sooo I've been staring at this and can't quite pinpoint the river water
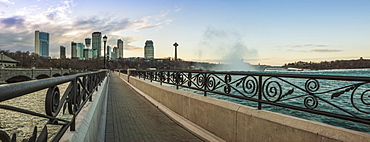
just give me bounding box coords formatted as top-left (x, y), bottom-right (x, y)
top-left (2, 69), bottom-right (369, 141)
top-left (0, 82), bottom-right (71, 141)
top-left (164, 68), bottom-right (370, 133)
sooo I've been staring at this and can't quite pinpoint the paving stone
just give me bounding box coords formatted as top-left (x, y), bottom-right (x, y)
top-left (105, 73), bottom-right (204, 142)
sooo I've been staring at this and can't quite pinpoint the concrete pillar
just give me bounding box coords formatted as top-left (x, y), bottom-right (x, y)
top-left (0, 67), bottom-right (4, 84)
top-left (50, 68), bottom-right (52, 77)
top-left (31, 68), bottom-right (35, 79)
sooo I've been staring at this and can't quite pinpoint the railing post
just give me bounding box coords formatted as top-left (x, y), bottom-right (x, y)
top-left (31, 68), bottom-right (34, 79)
top-left (144, 72), bottom-right (146, 80)
top-left (176, 72), bottom-right (179, 89)
top-left (70, 116), bottom-right (76, 131)
top-left (167, 71), bottom-right (170, 84)
top-left (88, 75), bottom-right (92, 101)
top-left (258, 75), bottom-right (262, 110)
top-left (150, 72), bottom-right (153, 82)
top-left (160, 71), bottom-right (163, 85)
top-left (204, 72), bottom-right (207, 96)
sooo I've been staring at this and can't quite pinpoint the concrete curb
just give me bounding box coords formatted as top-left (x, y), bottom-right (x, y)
top-left (60, 74), bottom-right (109, 142)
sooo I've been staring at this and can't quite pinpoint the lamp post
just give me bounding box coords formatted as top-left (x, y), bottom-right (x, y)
top-left (103, 35), bottom-right (107, 69)
top-left (173, 42), bottom-right (179, 61)
top-left (1, 53), bottom-right (3, 67)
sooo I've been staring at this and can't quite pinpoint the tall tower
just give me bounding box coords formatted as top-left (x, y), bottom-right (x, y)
top-left (113, 47), bottom-right (118, 59)
top-left (60, 46), bottom-right (66, 59)
top-left (144, 40), bottom-right (154, 59)
top-left (92, 32), bottom-right (102, 57)
top-left (71, 42), bottom-right (77, 59)
top-left (34, 30), bottom-right (49, 57)
top-left (117, 39), bottom-right (124, 58)
top-left (76, 43), bottom-right (85, 58)
top-left (107, 46), bottom-right (111, 60)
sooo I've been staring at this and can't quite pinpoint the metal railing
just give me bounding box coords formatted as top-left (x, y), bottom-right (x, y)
top-left (0, 70), bottom-right (107, 142)
top-left (129, 70), bottom-right (370, 127)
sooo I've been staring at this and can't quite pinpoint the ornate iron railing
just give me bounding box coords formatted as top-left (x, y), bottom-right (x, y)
top-left (0, 70), bottom-right (107, 142)
top-left (129, 70), bottom-right (370, 127)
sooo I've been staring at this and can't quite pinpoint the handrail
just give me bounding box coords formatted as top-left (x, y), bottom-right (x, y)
top-left (129, 70), bottom-right (370, 132)
top-left (0, 71), bottom-right (97, 102)
top-left (0, 70), bottom-right (108, 142)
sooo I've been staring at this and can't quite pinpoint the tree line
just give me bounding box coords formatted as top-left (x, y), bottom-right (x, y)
top-left (0, 50), bottom-right (216, 70)
top-left (283, 57), bottom-right (370, 70)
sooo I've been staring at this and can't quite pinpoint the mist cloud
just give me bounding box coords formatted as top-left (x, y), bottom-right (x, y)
top-left (199, 26), bottom-right (258, 70)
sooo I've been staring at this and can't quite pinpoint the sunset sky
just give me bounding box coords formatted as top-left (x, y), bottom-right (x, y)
top-left (0, 0), bottom-right (369, 66)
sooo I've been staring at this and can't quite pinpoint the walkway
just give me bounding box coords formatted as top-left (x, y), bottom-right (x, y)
top-left (105, 73), bottom-right (203, 142)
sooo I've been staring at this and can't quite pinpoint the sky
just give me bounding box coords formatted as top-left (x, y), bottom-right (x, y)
top-left (0, 0), bottom-right (369, 66)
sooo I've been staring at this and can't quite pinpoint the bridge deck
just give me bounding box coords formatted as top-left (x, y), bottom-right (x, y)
top-left (105, 73), bottom-right (203, 142)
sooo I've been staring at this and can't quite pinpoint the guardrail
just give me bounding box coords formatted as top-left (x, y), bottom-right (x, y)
top-left (0, 70), bottom-right (107, 142)
top-left (129, 70), bottom-right (370, 128)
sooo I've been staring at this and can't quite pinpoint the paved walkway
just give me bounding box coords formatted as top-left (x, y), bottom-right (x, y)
top-left (105, 73), bottom-right (203, 142)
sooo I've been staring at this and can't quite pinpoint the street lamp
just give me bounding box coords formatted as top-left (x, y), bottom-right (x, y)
top-left (173, 42), bottom-right (179, 61)
top-left (103, 35), bottom-right (107, 69)
top-left (1, 53), bottom-right (3, 67)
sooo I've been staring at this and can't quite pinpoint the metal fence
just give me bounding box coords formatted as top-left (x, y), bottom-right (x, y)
top-left (129, 70), bottom-right (370, 127)
top-left (0, 70), bottom-right (107, 142)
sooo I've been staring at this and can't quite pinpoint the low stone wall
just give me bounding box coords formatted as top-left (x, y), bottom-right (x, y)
top-left (121, 73), bottom-right (370, 142)
top-left (60, 73), bottom-right (109, 142)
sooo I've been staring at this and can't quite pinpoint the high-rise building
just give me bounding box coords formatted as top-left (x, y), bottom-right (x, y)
top-left (71, 42), bottom-right (77, 59)
top-left (84, 48), bottom-right (93, 59)
top-left (117, 39), bottom-right (124, 58)
top-left (77, 43), bottom-right (85, 58)
top-left (111, 51), bottom-right (116, 60)
top-left (85, 38), bottom-right (91, 47)
top-left (92, 32), bottom-right (102, 57)
top-left (113, 47), bottom-right (118, 59)
top-left (107, 46), bottom-right (111, 60)
top-left (34, 30), bottom-right (49, 57)
top-left (144, 40), bottom-right (154, 59)
top-left (71, 42), bottom-right (85, 59)
top-left (92, 50), bottom-right (97, 58)
top-left (60, 46), bottom-right (66, 59)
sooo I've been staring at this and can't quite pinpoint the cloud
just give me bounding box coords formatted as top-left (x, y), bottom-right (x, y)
top-left (287, 49), bottom-right (307, 52)
top-left (134, 16), bottom-right (173, 31)
top-left (121, 36), bottom-right (142, 51)
top-left (288, 44), bottom-right (328, 48)
top-left (137, 23), bottom-right (161, 30)
top-left (0, 0), bottom-right (174, 58)
top-left (286, 44), bottom-right (336, 53)
top-left (0, 0), bottom-right (14, 5)
top-left (174, 6), bottom-right (181, 12)
top-left (310, 49), bottom-right (342, 52)
top-left (15, 5), bottom-right (40, 16)
top-left (125, 45), bottom-right (142, 51)
top-left (0, 16), bottom-right (25, 28)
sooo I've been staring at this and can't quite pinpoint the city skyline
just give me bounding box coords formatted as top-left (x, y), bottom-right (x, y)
top-left (0, 0), bottom-right (369, 66)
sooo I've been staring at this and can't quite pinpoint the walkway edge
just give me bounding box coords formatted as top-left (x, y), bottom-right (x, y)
top-left (118, 75), bottom-right (225, 142)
